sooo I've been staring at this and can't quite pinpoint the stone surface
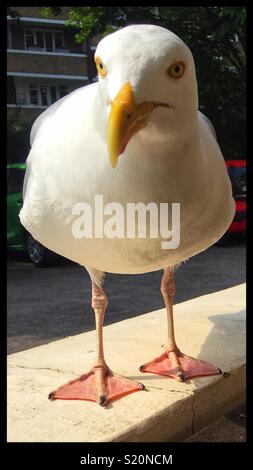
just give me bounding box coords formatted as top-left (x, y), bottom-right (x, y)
top-left (7, 283), bottom-right (246, 442)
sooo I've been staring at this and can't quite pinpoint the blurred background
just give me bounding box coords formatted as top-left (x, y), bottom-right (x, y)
top-left (7, 6), bottom-right (246, 163)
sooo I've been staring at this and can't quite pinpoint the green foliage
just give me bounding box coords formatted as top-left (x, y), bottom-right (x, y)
top-left (64, 7), bottom-right (156, 43)
top-left (157, 7), bottom-right (246, 158)
top-left (36, 6), bottom-right (247, 158)
top-left (39, 7), bottom-right (61, 18)
top-left (7, 113), bottom-right (33, 163)
top-left (40, 7), bottom-right (157, 42)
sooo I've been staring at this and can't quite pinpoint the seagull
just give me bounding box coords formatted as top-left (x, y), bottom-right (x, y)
top-left (20, 24), bottom-right (235, 406)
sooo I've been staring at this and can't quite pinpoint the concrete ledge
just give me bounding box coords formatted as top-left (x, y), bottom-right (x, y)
top-left (7, 284), bottom-right (246, 442)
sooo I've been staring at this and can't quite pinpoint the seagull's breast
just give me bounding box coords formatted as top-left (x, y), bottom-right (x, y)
top-left (20, 86), bottom-right (235, 274)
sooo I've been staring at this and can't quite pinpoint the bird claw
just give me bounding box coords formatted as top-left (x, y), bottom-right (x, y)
top-left (98, 395), bottom-right (107, 406)
top-left (177, 372), bottom-right (185, 382)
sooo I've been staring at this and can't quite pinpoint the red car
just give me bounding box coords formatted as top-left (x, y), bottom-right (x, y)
top-left (216, 159), bottom-right (246, 246)
top-left (226, 159), bottom-right (246, 234)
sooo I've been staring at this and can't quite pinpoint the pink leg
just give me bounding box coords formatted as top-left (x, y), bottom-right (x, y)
top-left (49, 283), bottom-right (144, 406)
top-left (139, 267), bottom-right (221, 381)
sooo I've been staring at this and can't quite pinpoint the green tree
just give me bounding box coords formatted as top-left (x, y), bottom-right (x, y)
top-left (157, 7), bottom-right (245, 158)
top-left (41, 6), bottom-right (246, 158)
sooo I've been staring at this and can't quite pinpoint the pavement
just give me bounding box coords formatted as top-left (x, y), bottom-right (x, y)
top-left (7, 284), bottom-right (246, 442)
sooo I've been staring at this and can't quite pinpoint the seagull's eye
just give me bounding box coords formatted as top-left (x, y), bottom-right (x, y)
top-left (95, 56), bottom-right (107, 77)
top-left (167, 61), bottom-right (185, 79)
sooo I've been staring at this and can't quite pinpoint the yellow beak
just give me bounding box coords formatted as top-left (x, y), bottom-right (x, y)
top-left (108, 82), bottom-right (160, 168)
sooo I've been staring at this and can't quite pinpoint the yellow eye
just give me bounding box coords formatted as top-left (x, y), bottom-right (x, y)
top-left (95, 56), bottom-right (107, 77)
top-left (167, 61), bottom-right (185, 79)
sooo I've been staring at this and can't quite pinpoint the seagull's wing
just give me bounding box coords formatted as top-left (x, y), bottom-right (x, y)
top-left (198, 111), bottom-right (217, 140)
top-left (30, 95), bottom-right (67, 147)
top-left (23, 95), bottom-right (71, 201)
top-left (23, 83), bottom-right (98, 202)
top-left (30, 83), bottom-right (98, 146)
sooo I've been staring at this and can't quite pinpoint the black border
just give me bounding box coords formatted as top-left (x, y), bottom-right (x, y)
top-left (3, 1), bottom-right (250, 464)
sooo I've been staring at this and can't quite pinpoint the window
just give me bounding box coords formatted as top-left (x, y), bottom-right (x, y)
top-left (59, 86), bottom-right (68, 98)
top-left (40, 85), bottom-right (48, 106)
top-left (28, 83), bottom-right (69, 106)
top-left (54, 32), bottom-right (64, 50)
top-left (36, 31), bottom-right (44, 49)
top-left (45, 32), bottom-right (53, 52)
top-left (24, 29), bottom-right (65, 52)
top-left (25, 29), bottom-right (35, 49)
top-left (50, 86), bottom-right (57, 104)
top-left (29, 84), bottom-right (38, 105)
top-left (17, 92), bottom-right (26, 105)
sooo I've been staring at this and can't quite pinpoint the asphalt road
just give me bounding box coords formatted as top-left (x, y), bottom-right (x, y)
top-left (7, 236), bottom-right (246, 355)
top-left (185, 405), bottom-right (246, 442)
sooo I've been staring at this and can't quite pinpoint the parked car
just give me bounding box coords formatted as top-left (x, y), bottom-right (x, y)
top-left (217, 159), bottom-right (246, 245)
top-left (7, 163), bottom-right (58, 266)
top-left (226, 159), bottom-right (246, 232)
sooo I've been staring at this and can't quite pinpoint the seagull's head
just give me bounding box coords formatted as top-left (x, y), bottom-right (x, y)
top-left (95, 24), bottom-right (198, 168)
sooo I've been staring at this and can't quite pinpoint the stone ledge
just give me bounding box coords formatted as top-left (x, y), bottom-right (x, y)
top-left (7, 283), bottom-right (246, 442)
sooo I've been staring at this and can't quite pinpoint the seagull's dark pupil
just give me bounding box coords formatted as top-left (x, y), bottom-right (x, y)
top-left (100, 63), bottom-right (104, 69)
top-left (175, 65), bottom-right (180, 73)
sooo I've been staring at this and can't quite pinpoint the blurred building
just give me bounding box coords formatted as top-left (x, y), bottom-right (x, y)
top-left (7, 7), bottom-right (100, 121)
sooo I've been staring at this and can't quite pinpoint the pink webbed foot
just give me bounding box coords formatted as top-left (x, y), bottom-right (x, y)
top-left (139, 349), bottom-right (221, 382)
top-left (49, 364), bottom-right (144, 406)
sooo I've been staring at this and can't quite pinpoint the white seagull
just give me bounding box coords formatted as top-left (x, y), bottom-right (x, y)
top-left (20, 24), bottom-right (235, 406)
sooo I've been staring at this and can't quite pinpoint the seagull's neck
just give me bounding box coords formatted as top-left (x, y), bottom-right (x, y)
top-left (134, 117), bottom-right (201, 165)
top-left (111, 121), bottom-right (205, 206)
